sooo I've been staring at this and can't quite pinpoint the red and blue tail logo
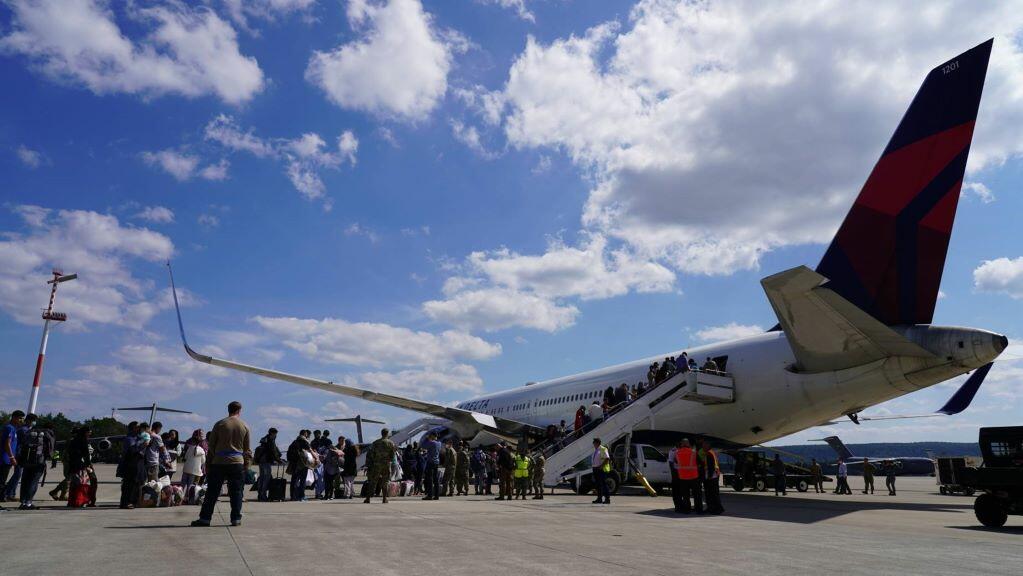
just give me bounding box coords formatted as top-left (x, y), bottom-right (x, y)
top-left (817, 39), bottom-right (992, 326)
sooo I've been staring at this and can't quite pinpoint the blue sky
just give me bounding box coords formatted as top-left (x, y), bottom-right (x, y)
top-left (1, 0), bottom-right (1022, 445)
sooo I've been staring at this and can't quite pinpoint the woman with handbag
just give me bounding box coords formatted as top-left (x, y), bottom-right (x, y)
top-left (66, 426), bottom-right (94, 508)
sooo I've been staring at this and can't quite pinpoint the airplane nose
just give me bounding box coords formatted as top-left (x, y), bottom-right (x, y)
top-left (995, 334), bottom-right (1008, 354)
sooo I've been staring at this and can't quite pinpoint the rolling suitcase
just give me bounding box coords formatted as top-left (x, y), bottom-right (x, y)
top-left (386, 481), bottom-right (400, 498)
top-left (269, 465), bottom-right (287, 502)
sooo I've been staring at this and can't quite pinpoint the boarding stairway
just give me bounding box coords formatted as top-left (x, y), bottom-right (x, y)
top-left (537, 369), bottom-right (735, 487)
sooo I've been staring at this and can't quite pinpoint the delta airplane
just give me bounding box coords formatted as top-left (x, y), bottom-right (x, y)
top-left (171, 40), bottom-right (1007, 454)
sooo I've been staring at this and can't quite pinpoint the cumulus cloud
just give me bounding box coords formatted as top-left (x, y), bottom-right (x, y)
top-left (305, 0), bottom-right (464, 120)
top-left (424, 234), bottom-right (673, 332)
top-left (343, 222), bottom-right (379, 243)
top-left (141, 149), bottom-right (228, 182)
top-left (53, 343), bottom-right (230, 414)
top-left (203, 115), bottom-right (357, 204)
top-left (974, 257), bottom-right (1023, 299)
top-left (134, 205), bottom-right (175, 224)
top-left (15, 145), bottom-right (44, 168)
top-left (695, 322), bottom-right (765, 343)
top-left (451, 120), bottom-right (497, 159)
top-left (0, 0), bottom-right (264, 104)
top-left (423, 287), bottom-right (578, 332)
top-left (0, 206), bottom-right (175, 329)
top-left (490, 1), bottom-right (1023, 275)
top-left (251, 316), bottom-right (501, 368)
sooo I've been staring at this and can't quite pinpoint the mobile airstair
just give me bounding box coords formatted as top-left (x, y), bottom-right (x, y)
top-left (538, 369), bottom-right (735, 487)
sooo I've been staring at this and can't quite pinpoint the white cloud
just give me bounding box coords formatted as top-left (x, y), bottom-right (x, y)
top-left (203, 114), bottom-right (356, 204)
top-left (451, 120), bottom-right (497, 159)
top-left (0, 206), bottom-right (175, 329)
top-left (400, 225), bottom-right (430, 237)
top-left (695, 322), bottom-right (765, 343)
top-left (251, 315), bottom-right (501, 368)
top-left (344, 222), bottom-right (379, 243)
top-left (962, 181), bottom-right (995, 203)
top-left (55, 343), bottom-right (230, 405)
top-left (15, 145), bottom-right (44, 168)
top-left (0, 0), bottom-right (264, 104)
top-left (134, 205), bottom-right (175, 224)
top-left (491, 1), bottom-right (1023, 275)
top-left (423, 287), bottom-right (578, 332)
top-left (974, 257), bottom-right (1023, 299)
top-left (305, 0), bottom-right (463, 120)
top-left (423, 234), bottom-right (673, 332)
top-left (141, 149), bottom-right (227, 182)
top-left (475, 0), bottom-right (534, 23)
top-left (197, 213), bottom-right (220, 228)
top-left (222, 0), bottom-right (318, 32)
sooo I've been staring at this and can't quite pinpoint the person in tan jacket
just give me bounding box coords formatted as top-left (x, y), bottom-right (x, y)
top-left (191, 401), bottom-right (251, 527)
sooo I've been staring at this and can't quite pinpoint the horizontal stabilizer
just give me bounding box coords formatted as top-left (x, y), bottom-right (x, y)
top-left (762, 266), bottom-right (936, 372)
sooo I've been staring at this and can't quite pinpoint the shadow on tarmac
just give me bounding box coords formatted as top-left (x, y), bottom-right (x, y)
top-left (946, 525), bottom-right (1023, 534)
top-left (635, 492), bottom-right (973, 524)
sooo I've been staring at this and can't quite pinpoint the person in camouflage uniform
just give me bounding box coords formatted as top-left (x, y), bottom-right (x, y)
top-left (442, 439), bottom-right (457, 497)
top-left (531, 452), bottom-right (546, 500)
top-left (363, 428), bottom-right (397, 504)
top-left (454, 442), bottom-right (470, 496)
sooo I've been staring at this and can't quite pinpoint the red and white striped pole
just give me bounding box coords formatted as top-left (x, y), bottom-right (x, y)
top-left (27, 269), bottom-right (74, 415)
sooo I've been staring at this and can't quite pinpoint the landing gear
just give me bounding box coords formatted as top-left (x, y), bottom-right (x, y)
top-left (796, 480), bottom-right (809, 493)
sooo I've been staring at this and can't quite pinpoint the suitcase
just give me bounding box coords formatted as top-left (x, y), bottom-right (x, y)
top-left (268, 464), bottom-right (288, 501)
top-left (68, 483), bottom-right (90, 508)
top-left (185, 484), bottom-right (200, 505)
top-left (139, 485), bottom-right (159, 508)
top-left (335, 483), bottom-right (349, 499)
top-left (401, 480), bottom-right (414, 496)
top-left (386, 481), bottom-right (400, 498)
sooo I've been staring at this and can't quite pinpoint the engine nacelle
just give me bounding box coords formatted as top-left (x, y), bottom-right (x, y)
top-left (895, 325), bottom-right (1007, 368)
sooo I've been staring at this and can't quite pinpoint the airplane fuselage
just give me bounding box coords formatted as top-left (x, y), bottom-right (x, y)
top-left (454, 325), bottom-right (1005, 448)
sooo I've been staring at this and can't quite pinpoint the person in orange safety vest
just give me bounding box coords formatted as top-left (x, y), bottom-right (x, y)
top-left (674, 438), bottom-right (702, 513)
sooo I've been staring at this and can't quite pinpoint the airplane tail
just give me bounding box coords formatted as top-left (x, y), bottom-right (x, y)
top-left (816, 39), bottom-right (992, 326)
top-left (823, 436), bottom-right (855, 461)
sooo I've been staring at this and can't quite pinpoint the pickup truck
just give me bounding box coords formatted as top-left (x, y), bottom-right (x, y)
top-left (566, 442), bottom-right (673, 495)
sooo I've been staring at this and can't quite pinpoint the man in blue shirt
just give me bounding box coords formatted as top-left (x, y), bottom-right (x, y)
top-left (1, 410), bottom-right (24, 511)
top-left (420, 432), bottom-right (441, 501)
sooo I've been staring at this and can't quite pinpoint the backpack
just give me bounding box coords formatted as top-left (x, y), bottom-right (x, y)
top-left (18, 428), bottom-right (47, 466)
top-left (254, 443), bottom-right (266, 464)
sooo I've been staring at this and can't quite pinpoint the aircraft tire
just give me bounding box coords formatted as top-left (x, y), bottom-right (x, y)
top-left (755, 478), bottom-right (767, 492)
top-left (974, 494), bottom-right (1007, 528)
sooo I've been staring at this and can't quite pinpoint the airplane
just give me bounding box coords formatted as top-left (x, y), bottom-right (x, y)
top-left (813, 436), bottom-right (935, 476)
top-left (323, 415), bottom-right (386, 445)
top-left (114, 403), bottom-right (194, 428)
top-left (169, 40), bottom-right (1008, 467)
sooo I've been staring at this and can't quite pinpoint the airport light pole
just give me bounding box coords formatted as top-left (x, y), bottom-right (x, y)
top-left (28, 269), bottom-right (76, 415)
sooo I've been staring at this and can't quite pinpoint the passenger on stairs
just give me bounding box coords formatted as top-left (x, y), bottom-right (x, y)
top-left (587, 401), bottom-right (603, 430)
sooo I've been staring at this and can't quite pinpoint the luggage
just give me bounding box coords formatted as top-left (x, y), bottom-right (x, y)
top-left (139, 484), bottom-right (160, 508)
top-left (268, 464), bottom-right (287, 502)
top-left (160, 485), bottom-right (184, 507)
top-left (68, 483), bottom-right (90, 508)
top-left (185, 484), bottom-right (201, 505)
top-left (400, 480), bottom-right (414, 496)
top-left (335, 483), bottom-right (349, 499)
top-left (245, 468), bottom-right (257, 485)
top-left (386, 481), bottom-right (400, 498)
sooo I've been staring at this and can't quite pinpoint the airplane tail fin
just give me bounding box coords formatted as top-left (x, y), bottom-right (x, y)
top-left (817, 39), bottom-right (992, 326)
top-left (823, 436), bottom-right (855, 461)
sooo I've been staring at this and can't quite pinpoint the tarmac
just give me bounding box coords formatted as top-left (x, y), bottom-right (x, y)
top-left (3, 464), bottom-right (1020, 576)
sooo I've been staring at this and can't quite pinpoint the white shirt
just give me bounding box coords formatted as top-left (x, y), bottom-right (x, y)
top-left (587, 403), bottom-right (603, 420)
top-left (591, 445), bottom-right (609, 469)
top-left (183, 444), bottom-right (206, 476)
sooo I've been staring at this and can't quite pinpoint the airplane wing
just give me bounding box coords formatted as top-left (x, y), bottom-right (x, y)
top-left (167, 263), bottom-right (538, 443)
top-left (115, 407), bottom-right (194, 414)
top-left (762, 266), bottom-right (936, 373)
top-left (820, 362), bottom-right (992, 424)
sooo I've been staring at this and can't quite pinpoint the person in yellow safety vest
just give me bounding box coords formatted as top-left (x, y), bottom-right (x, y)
top-left (674, 438), bottom-right (702, 514)
top-left (513, 448), bottom-right (531, 500)
top-left (590, 437), bottom-right (612, 505)
top-left (701, 440), bottom-right (724, 514)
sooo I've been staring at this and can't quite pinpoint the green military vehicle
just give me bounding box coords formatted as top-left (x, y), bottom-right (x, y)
top-left (960, 426), bottom-right (1023, 528)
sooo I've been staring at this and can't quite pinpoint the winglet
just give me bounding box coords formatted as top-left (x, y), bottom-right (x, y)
top-left (166, 262), bottom-right (213, 364)
top-left (937, 362), bottom-right (992, 415)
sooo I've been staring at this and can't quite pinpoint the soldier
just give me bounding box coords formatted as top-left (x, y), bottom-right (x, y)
top-left (454, 442), bottom-right (470, 496)
top-left (363, 428), bottom-right (397, 504)
top-left (531, 452), bottom-right (546, 500)
top-left (442, 439), bottom-right (457, 497)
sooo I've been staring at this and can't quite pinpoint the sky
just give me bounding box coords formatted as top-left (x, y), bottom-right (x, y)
top-left (1, 0), bottom-right (1022, 447)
